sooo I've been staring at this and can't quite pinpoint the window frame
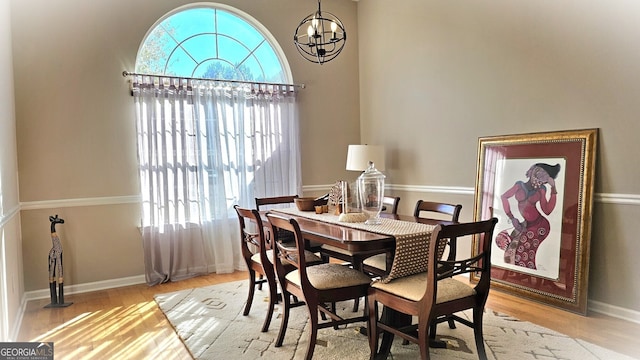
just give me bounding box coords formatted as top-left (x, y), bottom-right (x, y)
top-left (135, 2), bottom-right (293, 84)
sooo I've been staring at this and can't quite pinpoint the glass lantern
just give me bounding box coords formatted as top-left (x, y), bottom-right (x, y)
top-left (357, 161), bottom-right (386, 225)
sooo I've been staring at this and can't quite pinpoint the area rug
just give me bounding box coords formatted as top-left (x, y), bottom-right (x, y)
top-left (155, 280), bottom-right (636, 360)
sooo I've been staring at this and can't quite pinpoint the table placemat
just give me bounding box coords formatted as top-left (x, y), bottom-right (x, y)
top-left (271, 207), bottom-right (437, 282)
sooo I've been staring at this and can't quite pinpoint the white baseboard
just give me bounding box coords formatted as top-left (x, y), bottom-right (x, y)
top-left (588, 299), bottom-right (640, 324)
top-left (23, 274), bottom-right (147, 302)
top-left (9, 302), bottom-right (24, 342)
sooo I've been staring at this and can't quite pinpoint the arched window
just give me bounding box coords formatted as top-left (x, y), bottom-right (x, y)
top-left (135, 4), bottom-right (291, 84)
top-left (130, 4), bottom-right (301, 284)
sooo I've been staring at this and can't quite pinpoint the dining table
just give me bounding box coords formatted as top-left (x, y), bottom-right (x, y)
top-left (261, 208), bottom-right (453, 252)
top-left (260, 207), bottom-right (456, 358)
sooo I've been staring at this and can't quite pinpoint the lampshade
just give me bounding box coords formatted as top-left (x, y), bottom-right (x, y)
top-left (293, 0), bottom-right (346, 65)
top-left (346, 145), bottom-right (385, 172)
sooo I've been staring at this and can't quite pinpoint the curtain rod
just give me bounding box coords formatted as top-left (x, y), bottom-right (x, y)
top-left (122, 71), bottom-right (305, 89)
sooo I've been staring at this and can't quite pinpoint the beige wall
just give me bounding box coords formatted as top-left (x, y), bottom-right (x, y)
top-left (1, 0), bottom-right (23, 341)
top-left (20, 205), bottom-right (144, 288)
top-left (358, 0), bottom-right (640, 312)
top-left (10, 0), bottom-right (360, 293)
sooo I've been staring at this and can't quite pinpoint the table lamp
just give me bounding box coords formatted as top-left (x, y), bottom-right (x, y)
top-left (346, 145), bottom-right (385, 172)
top-left (345, 145), bottom-right (386, 224)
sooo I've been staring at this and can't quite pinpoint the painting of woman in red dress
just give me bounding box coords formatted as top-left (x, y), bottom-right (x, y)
top-left (495, 162), bottom-right (561, 270)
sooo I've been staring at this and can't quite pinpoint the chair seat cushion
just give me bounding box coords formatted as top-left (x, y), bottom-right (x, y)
top-left (251, 250), bottom-right (275, 265)
top-left (371, 272), bottom-right (475, 302)
top-left (285, 263), bottom-right (371, 290)
top-left (363, 253), bottom-right (387, 271)
top-left (320, 244), bottom-right (355, 256)
top-left (252, 249), bottom-right (321, 265)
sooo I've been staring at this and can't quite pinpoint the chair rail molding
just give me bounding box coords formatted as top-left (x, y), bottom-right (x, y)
top-left (20, 195), bottom-right (141, 210)
top-left (386, 184), bottom-right (475, 195)
top-left (13, 190), bottom-right (640, 211)
top-left (304, 184), bottom-right (640, 205)
top-left (595, 192), bottom-right (640, 205)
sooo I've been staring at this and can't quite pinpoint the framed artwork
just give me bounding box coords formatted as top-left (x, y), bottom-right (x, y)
top-left (472, 128), bottom-right (598, 315)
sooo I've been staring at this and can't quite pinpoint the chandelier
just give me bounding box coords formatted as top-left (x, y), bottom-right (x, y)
top-left (293, 0), bottom-right (346, 65)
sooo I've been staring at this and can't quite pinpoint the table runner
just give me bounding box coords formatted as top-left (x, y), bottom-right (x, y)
top-left (271, 207), bottom-right (437, 283)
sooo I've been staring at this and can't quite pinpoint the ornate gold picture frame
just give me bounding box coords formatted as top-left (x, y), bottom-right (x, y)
top-left (472, 128), bottom-right (598, 315)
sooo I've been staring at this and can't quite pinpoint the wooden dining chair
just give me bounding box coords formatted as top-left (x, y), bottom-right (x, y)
top-left (413, 199), bottom-right (463, 274)
top-left (235, 205), bottom-right (323, 332)
top-left (256, 195), bottom-right (326, 256)
top-left (367, 218), bottom-right (498, 360)
top-left (413, 199), bottom-right (462, 222)
top-left (255, 195), bottom-right (299, 211)
top-left (256, 195), bottom-right (299, 243)
top-left (320, 195), bottom-right (401, 310)
top-left (380, 196), bottom-right (401, 214)
top-left (234, 205), bottom-right (278, 332)
top-left (362, 200), bottom-right (462, 277)
top-left (267, 212), bottom-right (372, 360)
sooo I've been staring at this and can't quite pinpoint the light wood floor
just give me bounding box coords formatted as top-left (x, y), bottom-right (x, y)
top-left (18, 271), bottom-right (640, 360)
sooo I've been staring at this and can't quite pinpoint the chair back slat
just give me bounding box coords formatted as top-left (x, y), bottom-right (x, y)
top-left (381, 196), bottom-right (401, 214)
top-left (266, 212), bottom-right (308, 278)
top-left (255, 195), bottom-right (299, 210)
top-left (413, 200), bottom-right (462, 221)
top-left (412, 200), bottom-right (462, 264)
top-left (234, 205), bottom-right (270, 263)
top-left (426, 218), bottom-right (498, 302)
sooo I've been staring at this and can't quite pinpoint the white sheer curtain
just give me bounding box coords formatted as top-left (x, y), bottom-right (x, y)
top-left (132, 75), bottom-right (301, 285)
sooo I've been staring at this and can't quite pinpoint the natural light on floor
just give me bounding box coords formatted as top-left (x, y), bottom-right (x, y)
top-left (26, 300), bottom-right (187, 359)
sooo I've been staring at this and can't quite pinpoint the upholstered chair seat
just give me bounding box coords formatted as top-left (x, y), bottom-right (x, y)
top-left (251, 249), bottom-right (321, 266)
top-left (285, 263), bottom-right (372, 290)
top-left (318, 245), bottom-right (351, 257)
top-left (362, 253), bottom-right (387, 273)
top-left (371, 272), bottom-right (476, 302)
